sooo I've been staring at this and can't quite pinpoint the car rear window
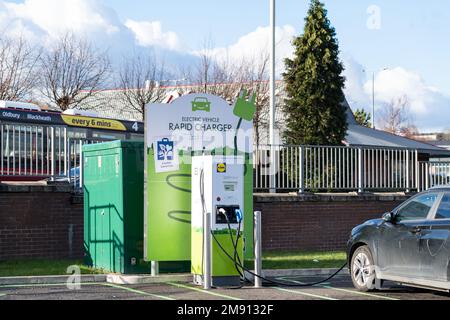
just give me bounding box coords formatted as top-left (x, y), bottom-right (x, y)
top-left (435, 194), bottom-right (450, 219)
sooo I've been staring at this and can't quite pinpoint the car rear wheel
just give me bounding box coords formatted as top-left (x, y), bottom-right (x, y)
top-left (351, 245), bottom-right (377, 292)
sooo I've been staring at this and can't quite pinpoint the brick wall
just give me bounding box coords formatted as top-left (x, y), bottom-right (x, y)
top-left (0, 184), bottom-right (83, 260)
top-left (0, 184), bottom-right (410, 260)
top-left (254, 193), bottom-right (409, 252)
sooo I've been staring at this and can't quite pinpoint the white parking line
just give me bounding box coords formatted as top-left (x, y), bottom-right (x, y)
top-left (275, 287), bottom-right (339, 300)
top-left (166, 282), bottom-right (242, 300)
top-left (103, 283), bottom-right (175, 301)
top-left (0, 283), bottom-right (104, 288)
top-left (276, 277), bottom-right (399, 301)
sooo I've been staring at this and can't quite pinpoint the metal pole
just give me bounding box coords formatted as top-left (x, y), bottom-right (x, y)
top-left (50, 127), bottom-right (55, 181)
top-left (254, 211), bottom-right (263, 288)
top-left (79, 141), bottom-right (83, 191)
top-left (269, 0), bottom-right (277, 193)
top-left (151, 261), bottom-right (159, 277)
top-left (204, 212), bottom-right (212, 290)
top-left (358, 147), bottom-right (364, 193)
top-left (372, 72), bottom-right (375, 129)
top-left (405, 150), bottom-right (410, 193)
top-left (299, 146), bottom-right (305, 194)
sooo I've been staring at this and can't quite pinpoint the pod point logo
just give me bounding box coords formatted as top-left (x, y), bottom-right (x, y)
top-left (157, 138), bottom-right (174, 161)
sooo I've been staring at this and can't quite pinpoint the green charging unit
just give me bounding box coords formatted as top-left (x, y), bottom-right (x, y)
top-left (83, 140), bottom-right (146, 274)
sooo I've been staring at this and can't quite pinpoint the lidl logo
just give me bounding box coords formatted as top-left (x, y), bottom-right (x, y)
top-left (217, 163), bottom-right (227, 173)
top-left (192, 97), bottom-right (211, 112)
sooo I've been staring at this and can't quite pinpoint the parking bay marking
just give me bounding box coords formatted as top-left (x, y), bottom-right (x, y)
top-left (102, 283), bottom-right (175, 300)
top-left (0, 283), bottom-right (105, 288)
top-left (275, 287), bottom-right (338, 300)
top-left (166, 282), bottom-right (242, 300)
top-left (276, 277), bottom-right (399, 301)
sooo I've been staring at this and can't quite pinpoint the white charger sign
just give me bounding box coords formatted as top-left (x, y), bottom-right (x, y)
top-left (146, 94), bottom-right (253, 173)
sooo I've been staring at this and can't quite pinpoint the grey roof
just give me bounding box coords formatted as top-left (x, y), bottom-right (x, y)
top-left (74, 84), bottom-right (450, 156)
top-left (341, 97), bottom-right (450, 156)
top-left (344, 124), bottom-right (450, 156)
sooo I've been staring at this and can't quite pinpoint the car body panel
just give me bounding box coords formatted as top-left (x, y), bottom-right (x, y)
top-left (347, 189), bottom-right (450, 291)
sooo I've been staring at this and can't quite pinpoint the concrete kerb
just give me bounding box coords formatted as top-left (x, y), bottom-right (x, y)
top-left (0, 269), bottom-right (349, 286)
top-left (106, 273), bottom-right (192, 285)
top-left (244, 268), bottom-right (349, 281)
top-left (0, 275), bottom-right (107, 286)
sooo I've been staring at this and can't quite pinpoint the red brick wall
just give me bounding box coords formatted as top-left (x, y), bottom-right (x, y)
top-left (0, 185), bottom-right (410, 260)
top-left (254, 194), bottom-right (409, 252)
top-left (0, 185), bottom-right (83, 261)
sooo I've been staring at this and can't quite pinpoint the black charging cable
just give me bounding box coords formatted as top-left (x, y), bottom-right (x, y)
top-left (211, 231), bottom-right (348, 287)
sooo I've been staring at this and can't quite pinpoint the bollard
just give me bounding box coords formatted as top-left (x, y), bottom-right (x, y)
top-left (151, 261), bottom-right (159, 277)
top-left (204, 212), bottom-right (212, 290)
top-left (254, 211), bottom-right (262, 288)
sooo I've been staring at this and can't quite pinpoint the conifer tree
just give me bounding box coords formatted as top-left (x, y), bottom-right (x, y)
top-left (283, 0), bottom-right (348, 145)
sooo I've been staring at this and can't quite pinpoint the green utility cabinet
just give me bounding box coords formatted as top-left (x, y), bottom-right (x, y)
top-left (83, 141), bottom-right (145, 274)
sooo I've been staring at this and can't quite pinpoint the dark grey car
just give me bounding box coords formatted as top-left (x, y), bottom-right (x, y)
top-left (347, 187), bottom-right (450, 292)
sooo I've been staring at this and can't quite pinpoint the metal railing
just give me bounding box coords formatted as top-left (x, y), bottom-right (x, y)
top-left (418, 161), bottom-right (450, 192)
top-left (1, 123), bottom-right (68, 178)
top-left (3, 127), bottom-right (450, 194)
top-left (254, 145), bottom-right (420, 193)
top-left (1, 122), bottom-right (105, 190)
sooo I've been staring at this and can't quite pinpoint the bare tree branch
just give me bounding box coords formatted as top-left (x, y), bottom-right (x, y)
top-left (117, 53), bottom-right (166, 119)
top-left (0, 35), bottom-right (41, 101)
top-left (39, 33), bottom-right (111, 111)
top-left (378, 95), bottom-right (418, 136)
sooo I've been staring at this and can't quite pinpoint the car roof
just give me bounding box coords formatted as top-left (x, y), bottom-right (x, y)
top-left (428, 185), bottom-right (450, 191)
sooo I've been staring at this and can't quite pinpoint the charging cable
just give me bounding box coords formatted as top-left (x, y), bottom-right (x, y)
top-left (214, 210), bottom-right (348, 288)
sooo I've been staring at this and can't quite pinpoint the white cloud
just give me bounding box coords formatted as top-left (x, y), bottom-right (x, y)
top-left (194, 25), bottom-right (296, 73)
top-left (343, 62), bottom-right (450, 132)
top-left (2, 0), bottom-right (120, 38)
top-left (365, 67), bottom-right (438, 115)
top-left (342, 56), bottom-right (371, 109)
top-left (0, 0), bottom-right (182, 53)
top-left (125, 19), bottom-right (182, 51)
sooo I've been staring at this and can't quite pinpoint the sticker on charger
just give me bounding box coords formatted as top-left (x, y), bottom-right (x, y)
top-left (217, 163), bottom-right (227, 173)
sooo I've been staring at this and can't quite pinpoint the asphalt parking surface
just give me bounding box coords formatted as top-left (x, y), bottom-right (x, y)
top-left (0, 275), bottom-right (449, 300)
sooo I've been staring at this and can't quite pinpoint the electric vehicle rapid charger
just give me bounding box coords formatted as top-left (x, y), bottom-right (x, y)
top-left (191, 155), bottom-right (245, 287)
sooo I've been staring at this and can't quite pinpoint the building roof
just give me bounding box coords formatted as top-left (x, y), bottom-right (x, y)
top-left (75, 83), bottom-right (450, 156)
top-left (342, 100), bottom-right (450, 156)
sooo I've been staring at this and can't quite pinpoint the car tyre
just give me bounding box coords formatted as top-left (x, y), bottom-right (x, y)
top-left (351, 245), bottom-right (377, 292)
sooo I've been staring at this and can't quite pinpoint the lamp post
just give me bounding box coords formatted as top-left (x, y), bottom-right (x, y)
top-left (269, 0), bottom-right (276, 193)
top-left (363, 67), bottom-right (388, 130)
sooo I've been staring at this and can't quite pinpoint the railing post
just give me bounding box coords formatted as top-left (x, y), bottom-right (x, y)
top-left (270, 145), bottom-right (276, 193)
top-left (415, 150), bottom-right (419, 191)
top-left (50, 127), bottom-right (55, 181)
top-left (79, 141), bottom-right (83, 191)
top-left (64, 127), bottom-right (68, 180)
top-left (254, 211), bottom-right (262, 288)
top-left (299, 146), bottom-right (305, 194)
top-left (405, 150), bottom-right (410, 193)
top-left (358, 147), bottom-right (364, 193)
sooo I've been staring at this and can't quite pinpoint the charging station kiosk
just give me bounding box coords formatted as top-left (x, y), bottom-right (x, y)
top-left (191, 155), bottom-right (245, 287)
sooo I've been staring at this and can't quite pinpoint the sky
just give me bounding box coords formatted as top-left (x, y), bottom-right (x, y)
top-left (1, 0), bottom-right (450, 132)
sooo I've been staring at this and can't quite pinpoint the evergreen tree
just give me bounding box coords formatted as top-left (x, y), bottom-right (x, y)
top-left (354, 109), bottom-right (372, 127)
top-left (283, 0), bottom-right (348, 145)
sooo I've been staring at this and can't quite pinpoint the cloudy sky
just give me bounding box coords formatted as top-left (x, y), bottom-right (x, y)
top-left (1, 0), bottom-right (450, 132)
